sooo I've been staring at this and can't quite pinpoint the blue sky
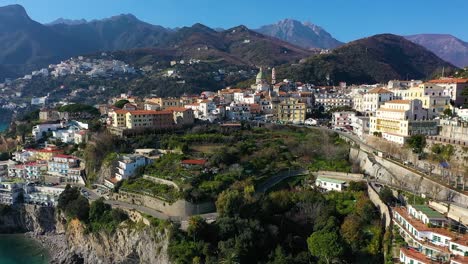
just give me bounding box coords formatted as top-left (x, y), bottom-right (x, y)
top-left (2, 0), bottom-right (468, 42)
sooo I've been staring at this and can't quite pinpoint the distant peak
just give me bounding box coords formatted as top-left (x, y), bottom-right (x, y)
top-left (48, 18), bottom-right (87, 26)
top-left (0, 4), bottom-right (30, 19)
top-left (103, 13), bottom-right (139, 22)
top-left (229, 25), bottom-right (249, 32)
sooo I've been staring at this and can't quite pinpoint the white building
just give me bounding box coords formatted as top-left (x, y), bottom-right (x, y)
top-left (351, 116), bottom-right (370, 139)
top-left (315, 177), bottom-right (345, 192)
top-left (115, 155), bottom-right (150, 181)
top-left (32, 123), bottom-right (63, 141)
top-left (332, 111), bottom-right (356, 128)
top-left (361, 87), bottom-right (394, 115)
top-left (47, 155), bottom-right (82, 183)
top-left (23, 185), bottom-right (65, 206)
top-left (0, 181), bottom-right (23, 205)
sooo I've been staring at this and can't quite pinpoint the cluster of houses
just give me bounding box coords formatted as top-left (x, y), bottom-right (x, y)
top-left (48, 56), bottom-right (136, 78)
top-left (2, 145), bottom-right (84, 184)
top-left (101, 68), bottom-right (313, 136)
top-left (394, 204), bottom-right (468, 264)
top-left (330, 78), bottom-right (468, 145)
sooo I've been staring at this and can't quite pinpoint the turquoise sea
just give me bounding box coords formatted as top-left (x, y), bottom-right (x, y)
top-left (0, 234), bottom-right (49, 264)
top-left (0, 122), bottom-right (7, 132)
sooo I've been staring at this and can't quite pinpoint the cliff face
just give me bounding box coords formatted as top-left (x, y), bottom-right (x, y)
top-left (0, 205), bottom-right (171, 264)
top-left (53, 219), bottom-right (171, 264)
top-left (0, 205), bottom-right (56, 234)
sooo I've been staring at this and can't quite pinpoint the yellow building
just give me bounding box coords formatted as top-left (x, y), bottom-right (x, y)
top-left (110, 110), bottom-right (174, 129)
top-left (369, 100), bottom-right (438, 144)
top-left (393, 83), bottom-right (451, 118)
top-left (276, 98), bottom-right (306, 124)
top-left (145, 97), bottom-right (183, 109)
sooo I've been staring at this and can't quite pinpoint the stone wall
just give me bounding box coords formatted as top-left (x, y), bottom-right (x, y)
top-left (367, 183), bottom-right (392, 228)
top-left (113, 191), bottom-right (215, 219)
top-left (350, 147), bottom-right (468, 205)
top-left (143, 175), bottom-right (180, 190)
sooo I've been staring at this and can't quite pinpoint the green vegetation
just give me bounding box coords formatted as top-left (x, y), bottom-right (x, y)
top-left (430, 143), bottom-right (454, 161)
top-left (57, 185), bottom-right (90, 221)
top-left (88, 198), bottom-right (128, 233)
top-left (120, 178), bottom-right (180, 202)
top-left (406, 134), bottom-right (426, 154)
top-left (168, 186), bottom-right (383, 264)
top-left (136, 126), bottom-right (350, 203)
top-left (114, 99), bottom-right (130, 109)
top-left (57, 186), bottom-right (129, 233)
top-left (58, 103), bottom-right (99, 115)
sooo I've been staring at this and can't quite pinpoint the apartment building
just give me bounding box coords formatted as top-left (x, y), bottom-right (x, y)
top-left (110, 110), bottom-right (175, 130)
top-left (332, 111), bottom-right (356, 128)
top-left (369, 100), bottom-right (438, 144)
top-left (428, 78), bottom-right (468, 107)
top-left (165, 107), bottom-right (195, 126)
top-left (361, 87), bottom-right (394, 114)
top-left (47, 155), bottom-right (82, 183)
top-left (393, 83), bottom-right (451, 118)
top-left (276, 98), bottom-right (306, 124)
top-left (394, 206), bottom-right (468, 263)
top-left (145, 97), bottom-right (183, 109)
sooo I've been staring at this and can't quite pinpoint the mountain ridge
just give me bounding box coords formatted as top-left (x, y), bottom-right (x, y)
top-left (405, 34), bottom-right (468, 68)
top-left (282, 34), bottom-right (456, 85)
top-left (255, 19), bottom-right (343, 49)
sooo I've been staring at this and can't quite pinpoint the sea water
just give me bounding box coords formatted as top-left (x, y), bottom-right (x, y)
top-left (0, 234), bottom-right (49, 264)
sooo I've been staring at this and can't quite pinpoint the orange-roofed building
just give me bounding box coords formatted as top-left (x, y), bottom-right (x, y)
top-left (428, 78), bottom-right (468, 106)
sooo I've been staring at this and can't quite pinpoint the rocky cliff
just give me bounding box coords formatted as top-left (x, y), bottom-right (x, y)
top-left (51, 219), bottom-right (171, 264)
top-left (0, 205), bottom-right (171, 264)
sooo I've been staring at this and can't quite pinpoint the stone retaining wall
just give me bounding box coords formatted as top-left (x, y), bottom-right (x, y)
top-left (350, 147), bottom-right (468, 205)
top-left (112, 191), bottom-right (215, 219)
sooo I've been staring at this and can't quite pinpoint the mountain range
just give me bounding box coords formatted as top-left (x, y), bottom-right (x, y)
top-left (0, 4), bottom-right (465, 83)
top-left (0, 5), bottom-right (312, 80)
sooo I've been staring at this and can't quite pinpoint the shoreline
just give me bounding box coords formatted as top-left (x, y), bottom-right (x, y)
top-left (26, 231), bottom-right (69, 264)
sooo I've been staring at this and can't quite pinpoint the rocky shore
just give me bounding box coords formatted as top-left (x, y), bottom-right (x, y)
top-left (0, 204), bottom-right (171, 264)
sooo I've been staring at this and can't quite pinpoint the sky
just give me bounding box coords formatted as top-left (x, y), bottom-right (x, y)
top-left (2, 0), bottom-right (468, 42)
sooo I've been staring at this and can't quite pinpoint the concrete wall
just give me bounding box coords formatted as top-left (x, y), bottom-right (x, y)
top-left (112, 191), bottom-right (215, 219)
top-left (350, 147), bottom-right (468, 205)
top-left (429, 201), bottom-right (468, 226)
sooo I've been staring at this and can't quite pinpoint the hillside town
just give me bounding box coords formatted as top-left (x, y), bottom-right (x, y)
top-left (0, 63), bottom-right (467, 263)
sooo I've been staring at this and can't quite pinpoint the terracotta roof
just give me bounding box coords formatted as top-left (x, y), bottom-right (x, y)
top-left (368, 87), bottom-right (392, 94)
top-left (394, 207), bottom-right (468, 245)
top-left (428, 78), bottom-right (468, 84)
top-left (400, 248), bottom-right (430, 263)
top-left (451, 255), bottom-right (468, 264)
top-left (181, 159), bottom-right (207, 165)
